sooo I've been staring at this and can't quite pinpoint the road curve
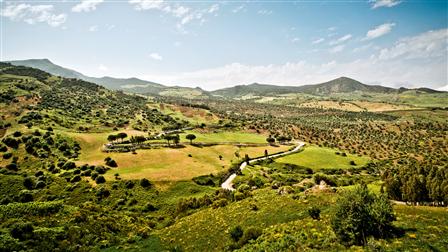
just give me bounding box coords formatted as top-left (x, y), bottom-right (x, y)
top-left (221, 141), bottom-right (305, 191)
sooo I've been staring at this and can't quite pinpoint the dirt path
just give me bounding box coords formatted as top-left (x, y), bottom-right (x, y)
top-left (221, 141), bottom-right (305, 191)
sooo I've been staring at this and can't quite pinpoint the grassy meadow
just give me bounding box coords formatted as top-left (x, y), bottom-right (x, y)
top-left (276, 145), bottom-right (370, 170)
top-left (64, 130), bottom-right (287, 181)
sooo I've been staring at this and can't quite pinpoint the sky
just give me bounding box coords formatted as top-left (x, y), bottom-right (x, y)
top-left (1, 0), bottom-right (447, 91)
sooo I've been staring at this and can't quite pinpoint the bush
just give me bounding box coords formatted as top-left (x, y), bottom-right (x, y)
top-left (238, 227), bottom-right (262, 247)
top-left (230, 225), bottom-right (244, 242)
top-left (23, 177), bottom-right (34, 190)
top-left (18, 190), bottom-right (33, 203)
top-left (35, 181), bottom-right (46, 189)
top-left (308, 206), bottom-right (321, 220)
top-left (2, 152), bottom-right (12, 159)
top-left (313, 173), bottom-right (336, 187)
top-left (125, 180), bottom-right (135, 189)
top-left (10, 222), bottom-right (33, 240)
top-left (95, 165), bottom-right (107, 174)
top-left (95, 175), bottom-right (106, 184)
top-left (331, 184), bottom-right (395, 246)
top-left (105, 158), bottom-right (118, 167)
top-left (142, 203), bottom-right (158, 212)
top-left (71, 175), bottom-right (81, 183)
top-left (2, 137), bottom-right (19, 149)
top-left (140, 178), bottom-right (152, 188)
top-left (6, 163), bottom-right (18, 171)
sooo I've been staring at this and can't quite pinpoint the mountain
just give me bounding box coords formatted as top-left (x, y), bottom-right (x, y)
top-left (7, 59), bottom-right (442, 99)
top-left (6, 59), bottom-right (208, 98)
top-left (7, 59), bottom-right (86, 79)
top-left (211, 77), bottom-right (443, 98)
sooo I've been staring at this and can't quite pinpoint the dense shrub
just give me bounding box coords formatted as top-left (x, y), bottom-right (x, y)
top-left (140, 178), bottom-right (152, 188)
top-left (95, 176), bottom-right (106, 184)
top-left (331, 184), bottom-right (395, 246)
top-left (23, 177), bottom-right (34, 190)
top-left (230, 226), bottom-right (244, 242)
top-left (2, 137), bottom-right (19, 149)
top-left (9, 222), bottom-right (34, 240)
top-left (105, 157), bottom-right (118, 167)
top-left (2, 152), bottom-right (12, 159)
top-left (313, 173), bottom-right (336, 187)
top-left (308, 206), bottom-right (321, 220)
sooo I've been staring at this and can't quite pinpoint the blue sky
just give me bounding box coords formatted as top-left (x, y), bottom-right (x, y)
top-left (1, 0), bottom-right (447, 90)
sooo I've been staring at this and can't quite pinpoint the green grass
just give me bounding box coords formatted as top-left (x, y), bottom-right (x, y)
top-left (155, 189), bottom-right (329, 251)
top-left (276, 145), bottom-right (370, 170)
top-left (63, 130), bottom-right (288, 181)
top-left (179, 130), bottom-right (268, 143)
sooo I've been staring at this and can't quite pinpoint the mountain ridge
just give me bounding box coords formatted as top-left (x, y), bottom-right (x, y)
top-left (6, 59), bottom-right (444, 98)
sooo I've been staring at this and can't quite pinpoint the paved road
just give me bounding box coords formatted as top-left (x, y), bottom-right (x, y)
top-left (221, 141), bottom-right (305, 191)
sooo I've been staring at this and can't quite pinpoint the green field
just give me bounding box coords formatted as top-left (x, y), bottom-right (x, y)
top-left (179, 130), bottom-right (269, 143)
top-left (65, 130), bottom-right (287, 181)
top-left (276, 145), bottom-right (370, 169)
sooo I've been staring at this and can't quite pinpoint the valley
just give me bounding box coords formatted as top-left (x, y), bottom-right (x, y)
top-left (0, 62), bottom-right (447, 251)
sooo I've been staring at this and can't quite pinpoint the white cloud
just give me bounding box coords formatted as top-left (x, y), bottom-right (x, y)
top-left (312, 38), bottom-right (325, 44)
top-left (172, 6), bottom-right (190, 17)
top-left (174, 41), bottom-right (182, 47)
top-left (329, 34), bottom-right (352, 45)
top-left (370, 0), bottom-right (401, 9)
top-left (98, 64), bottom-right (108, 71)
top-left (129, 0), bottom-right (217, 31)
top-left (128, 0), bottom-right (164, 11)
top-left (72, 0), bottom-right (104, 13)
top-left (291, 37), bottom-right (300, 43)
top-left (140, 29), bottom-right (447, 91)
top-left (377, 28), bottom-right (448, 60)
top-left (208, 4), bottom-right (219, 14)
top-left (89, 25), bottom-right (98, 32)
top-left (149, 53), bottom-right (163, 61)
top-left (258, 9), bottom-right (273, 15)
top-left (437, 85), bottom-right (448, 91)
top-left (353, 43), bottom-right (374, 53)
top-left (1, 3), bottom-right (67, 27)
top-left (232, 5), bottom-right (245, 13)
top-left (330, 45), bottom-right (345, 53)
top-left (363, 23), bottom-right (395, 40)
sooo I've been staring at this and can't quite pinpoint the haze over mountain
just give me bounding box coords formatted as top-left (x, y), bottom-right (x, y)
top-left (6, 59), bottom-right (442, 99)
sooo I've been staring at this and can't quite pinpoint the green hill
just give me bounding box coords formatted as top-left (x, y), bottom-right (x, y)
top-left (211, 77), bottom-right (443, 98)
top-left (6, 59), bottom-right (208, 98)
top-left (0, 62), bottom-right (179, 131)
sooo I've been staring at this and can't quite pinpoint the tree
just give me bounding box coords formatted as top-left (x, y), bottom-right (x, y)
top-left (117, 132), bottom-right (128, 142)
top-left (95, 175), bottom-right (106, 184)
top-left (266, 137), bottom-right (275, 145)
top-left (264, 149), bottom-right (268, 157)
top-left (186, 134), bottom-right (196, 144)
top-left (107, 134), bottom-right (116, 143)
top-left (331, 184), bottom-right (395, 246)
top-left (163, 134), bottom-right (172, 146)
top-left (173, 134), bottom-right (180, 146)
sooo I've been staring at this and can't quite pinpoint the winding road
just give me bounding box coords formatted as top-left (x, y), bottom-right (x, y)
top-left (221, 141), bottom-right (306, 191)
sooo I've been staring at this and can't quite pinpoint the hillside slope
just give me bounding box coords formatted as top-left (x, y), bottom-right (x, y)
top-left (0, 62), bottom-right (179, 131)
top-left (6, 59), bottom-right (209, 98)
top-left (211, 77), bottom-right (443, 98)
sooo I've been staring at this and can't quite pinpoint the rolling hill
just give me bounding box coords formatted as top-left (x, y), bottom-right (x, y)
top-left (210, 77), bottom-right (443, 98)
top-left (6, 59), bottom-right (209, 98)
top-left (6, 59), bottom-right (443, 100)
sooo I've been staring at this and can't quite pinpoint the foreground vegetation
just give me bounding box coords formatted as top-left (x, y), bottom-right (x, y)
top-left (1, 64), bottom-right (447, 251)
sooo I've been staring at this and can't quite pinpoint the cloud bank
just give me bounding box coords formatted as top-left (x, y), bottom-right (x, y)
top-left (141, 29), bottom-right (447, 91)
